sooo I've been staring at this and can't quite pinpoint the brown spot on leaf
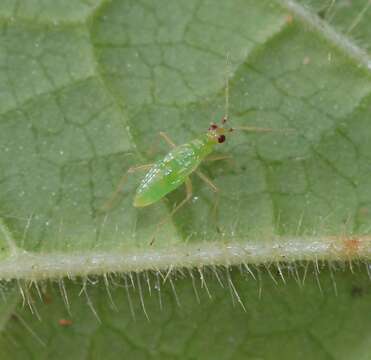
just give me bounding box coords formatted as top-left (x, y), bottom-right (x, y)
top-left (343, 237), bottom-right (361, 255)
top-left (286, 14), bottom-right (294, 24)
top-left (59, 319), bottom-right (73, 327)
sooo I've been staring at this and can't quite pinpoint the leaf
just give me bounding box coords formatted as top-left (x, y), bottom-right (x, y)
top-left (1, 269), bottom-right (371, 359)
top-left (0, 0), bottom-right (371, 358)
top-left (0, 0), bottom-right (370, 276)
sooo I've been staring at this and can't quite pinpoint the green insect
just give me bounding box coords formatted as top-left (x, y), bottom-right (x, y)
top-left (104, 60), bottom-right (287, 242)
top-left (132, 121), bottom-right (271, 209)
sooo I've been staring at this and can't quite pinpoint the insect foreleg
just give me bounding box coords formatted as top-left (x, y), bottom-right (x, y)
top-left (101, 163), bottom-right (153, 212)
top-left (150, 177), bottom-right (192, 245)
top-left (204, 154), bottom-right (232, 162)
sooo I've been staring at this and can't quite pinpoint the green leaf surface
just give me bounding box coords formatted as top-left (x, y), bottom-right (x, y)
top-left (1, 268), bottom-right (371, 359)
top-left (0, 0), bottom-right (371, 277)
top-left (0, 0), bottom-right (371, 358)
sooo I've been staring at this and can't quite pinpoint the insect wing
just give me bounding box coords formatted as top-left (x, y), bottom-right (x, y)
top-left (133, 144), bottom-right (200, 207)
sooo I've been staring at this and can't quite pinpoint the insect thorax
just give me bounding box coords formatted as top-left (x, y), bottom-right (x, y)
top-left (188, 134), bottom-right (215, 159)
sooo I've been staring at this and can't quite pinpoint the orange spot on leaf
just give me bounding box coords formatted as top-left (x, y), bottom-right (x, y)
top-left (58, 319), bottom-right (73, 327)
top-left (343, 237), bottom-right (361, 255)
top-left (286, 14), bottom-right (294, 24)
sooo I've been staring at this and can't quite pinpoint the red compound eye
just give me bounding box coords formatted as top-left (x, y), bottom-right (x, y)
top-left (218, 135), bottom-right (226, 143)
top-left (209, 123), bottom-right (218, 130)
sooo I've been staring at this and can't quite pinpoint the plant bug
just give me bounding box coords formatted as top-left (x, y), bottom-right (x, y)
top-left (103, 54), bottom-right (291, 243)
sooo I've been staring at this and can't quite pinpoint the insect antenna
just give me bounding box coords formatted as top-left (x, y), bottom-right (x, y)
top-left (223, 51), bottom-right (231, 125)
top-left (222, 53), bottom-right (294, 135)
top-left (232, 126), bottom-right (295, 134)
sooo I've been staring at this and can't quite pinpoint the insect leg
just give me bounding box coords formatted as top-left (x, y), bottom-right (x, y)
top-left (170, 177), bottom-right (193, 216)
top-left (204, 154), bottom-right (236, 169)
top-left (101, 164), bottom-right (153, 212)
top-left (196, 170), bottom-right (220, 222)
top-left (147, 132), bottom-right (177, 156)
top-left (195, 171), bottom-right (219, 193)
top-left (150, 177), bottom-right (192, 245)
top-left (159, 131), bottom-right (177, 148)
top-left (204, 154), bottom-right (232, 162)
top-left (127, 164), bottom-right (154, 172)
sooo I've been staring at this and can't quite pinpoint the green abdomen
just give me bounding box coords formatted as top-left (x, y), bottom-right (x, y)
top-left (133, 136), bottom-right (214, 207)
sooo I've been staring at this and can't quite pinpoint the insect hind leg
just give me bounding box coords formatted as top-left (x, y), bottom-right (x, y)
top-left (100, 163), bottom-right (153, 212)
top-left (159, 131), bottom-right (177, 148)
top-left (150, 177), bottom-right (192, 245)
